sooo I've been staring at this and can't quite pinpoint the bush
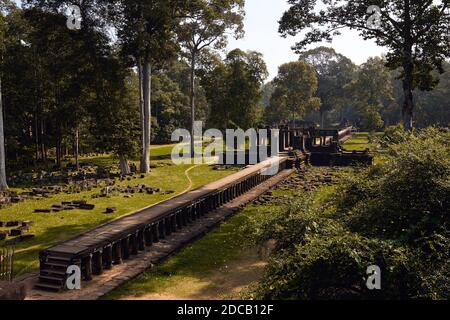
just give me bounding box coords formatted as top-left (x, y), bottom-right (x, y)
top-left (257, 234), bottom-right (422, 300)
top-left (379, 124), bottom-right (406, 148)
top-left (253, 127), bottom-right (450, 300)
top-left (248, 195), bottom-right (343, 251)
top-left (340, 128), bottom-right (450, 242)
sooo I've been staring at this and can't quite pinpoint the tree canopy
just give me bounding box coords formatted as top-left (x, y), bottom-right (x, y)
top-left (299, 46), bottom-right (356, 128)
top-left (267, 61), bottom-right (320, 124)
top-left (279, 0), bottom-right (450, 130)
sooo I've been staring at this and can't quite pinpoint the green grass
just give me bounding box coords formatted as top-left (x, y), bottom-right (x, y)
top-left (105, 171), bottom-right (342, 300)
top-left (105, 132), bottom-right (389, 300)
top-left (342, 132), bottom-right (373, 151)
top-left (104, 203), bottom-right (278, 300)
top-left (343, 132), bottom-right (388, 165)
top-left (1, 145), bottom-right (237, 276)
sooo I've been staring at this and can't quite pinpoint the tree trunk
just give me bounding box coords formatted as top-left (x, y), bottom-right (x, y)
top-left (402, 61), bottom-right (414, 131)
top-left (320, 109), bottom-right (325, 129)
top-left (140, 57), bottom-right (151, 174)
top-left (56, 134), bottom-right (61, 168)
top-left (402, 0), bottom-right (414, 131)
top-left (138, 59), bottom-right (145, 154)
top-left (75, 127), bottom-right (80, 170)
top-left (119, 154), bottom-right (131, 175)
top-left (190, 52), bottom-right (196, 158)
top-left (0, 76), bottom-right (8, 190)
top-left (40, 118), bottom-right (46, 164)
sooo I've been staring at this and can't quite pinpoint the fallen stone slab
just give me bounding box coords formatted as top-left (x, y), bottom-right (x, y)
top-left (72, 200), bottom-right (87, 205)
top-left (79, 204), bottom-right (95, 210)
top-left (34, 209), bottom-right (52, 213)
top-left (105, 207), bottom-right (117, 214)
top-left (10, 229), bottom-right (23, 237)
top-left (20, 234), bottom-right (35, 242)
top-left (5, 221), bottom-right (20, 227)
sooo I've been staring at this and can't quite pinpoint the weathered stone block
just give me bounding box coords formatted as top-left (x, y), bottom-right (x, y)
top-left (9, 229), bottom-right (23, 237)
top-left (105, 207), bottom-right (117, 214)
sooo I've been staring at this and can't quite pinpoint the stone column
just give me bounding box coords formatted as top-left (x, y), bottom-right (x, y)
top-left (93, 250), bottom-right (103, 275)
top-left (152, 224), bottom-right (160, 243)
top-left (158, 220), bottom-right (166, 239)
top-left (113, 242), bottom-right (122, 265)
top-left (138, 229), bottom-right (145, 251)
top-left (104, 245), bottom-right (113, 270)
top-left (145, 226), bottom-right (154, 246)
top-left (122, 237), bottom-right (130, 260)
top-left (84, 254), bottom-right (93, 281)
top-left (130, 233), bottom-right (138, 255)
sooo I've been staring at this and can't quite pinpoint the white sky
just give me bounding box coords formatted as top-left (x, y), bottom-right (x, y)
top-left (12, 0), bottom-right (387, 80)
top-left (227, 0), bottom-right (387, 80)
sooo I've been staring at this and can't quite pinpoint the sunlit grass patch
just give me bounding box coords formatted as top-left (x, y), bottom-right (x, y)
top-left (1, 146), bottom-right (236, 276)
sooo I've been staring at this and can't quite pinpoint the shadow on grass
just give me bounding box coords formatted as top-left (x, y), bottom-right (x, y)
top-left (106, 212), bottom-right (256, 299)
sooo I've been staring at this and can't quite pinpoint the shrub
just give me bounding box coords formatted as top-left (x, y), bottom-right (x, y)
top-left (254, 127), bottom-right (450, 300)
top-left (341, 128), bottom-right (450, 242)
top-left (256, 234), bottom-right (427, 300)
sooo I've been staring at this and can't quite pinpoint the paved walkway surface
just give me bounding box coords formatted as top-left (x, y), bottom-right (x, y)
top-left (24, 169), bottom-right (295, 300)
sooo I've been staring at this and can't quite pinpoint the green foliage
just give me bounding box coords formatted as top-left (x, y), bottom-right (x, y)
top-left (344, 57), bottom-right (394, 130)
top-left (201, 49), bottom-right (268, 130)
top-left (257, 234), bottom-right (417, 300)
top-left (266, 61), bottom-right (320, 124)
top-left (279, 1), bottom-right (450, 129)
top-left (415, 62), bottom-right (450, 128)
top-left (178, 0), bottom-right (244, 55)
top-left (299, 47), bottom-right (356, 127)
top-left (253, 128), bottom-right (450, 300)
top-left (339, 128), bottom-right (450, 241)
top-left (379, 125), bottom-right (406, 147)
top-left (360, 108), bottom-right (384, 132)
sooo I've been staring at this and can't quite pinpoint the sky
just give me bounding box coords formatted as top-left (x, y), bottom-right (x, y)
top-left (11, 0), bottom-right (387, 80)
top-left (227, 0), bottom-right (387, 80)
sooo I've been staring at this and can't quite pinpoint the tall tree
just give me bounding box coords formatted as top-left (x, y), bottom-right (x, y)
top-left (267, 61), bottom-right (320, 124)
top-left (201, 49), bottom-right (268, 130)
top-left (178, 0), bottom-right (244, 155)
top-left (279, 0), bottom-right (450, 130)
top-left (0, 28), bottom-right (6, 189)
top-left (90, 62), bottom-right (141, 175)
top-left (344, 57), bottom-right (395, 130)
top-left (108, 0), bottom-right (190, 173)
top-left (0, 0), bottom-right (17, 190)
top-left (299, 47), bottom-right (356, 128)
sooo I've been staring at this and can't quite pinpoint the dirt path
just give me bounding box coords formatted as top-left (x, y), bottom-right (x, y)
top-left (122, 249), bottom-right (266, 300)
top-left (181, 164), bottom-right (202, 194)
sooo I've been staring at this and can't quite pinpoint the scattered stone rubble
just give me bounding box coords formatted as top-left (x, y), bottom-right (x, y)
top-left (0, 220), bottom-right (35, 244)
top-left (92, 184), bottom-right (163, 199)
top-left (34, 200), bottom-right (96, 213)
top-left (253, 166), bottom-right (348, 205)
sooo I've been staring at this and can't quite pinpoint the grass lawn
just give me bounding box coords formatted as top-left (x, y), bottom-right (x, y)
top-left (343, 132), bottom-right (387, 165)
top-left (343, 132), bottom-right (372, 151)
top-left (104, 203), bottom-right (279, 300)
top-left (1, 145), bottom-right (237, 276)
top-left (105, 171), bottom-right (340, 300)
top-left (105, 133), bottom-right (386, 300)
